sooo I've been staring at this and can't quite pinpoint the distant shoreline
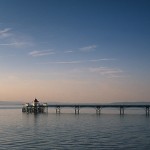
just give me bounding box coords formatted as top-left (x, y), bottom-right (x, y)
top-left (0, 101), bottom-right (150, 106)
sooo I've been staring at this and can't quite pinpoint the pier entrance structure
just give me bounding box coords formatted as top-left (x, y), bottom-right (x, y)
top-left (22, 98), bottom-right (48, 113)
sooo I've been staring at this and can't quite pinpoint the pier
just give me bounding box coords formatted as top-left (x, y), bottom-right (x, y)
top-left (22, 100), bottom-right (150, 115)
top-left (48, 104), bottom-right (150, 115)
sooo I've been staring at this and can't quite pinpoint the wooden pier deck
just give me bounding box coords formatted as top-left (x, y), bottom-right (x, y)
top-left (48, 104), bottom-right (150, 115)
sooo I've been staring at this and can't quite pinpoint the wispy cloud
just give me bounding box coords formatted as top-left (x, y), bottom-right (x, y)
top-left (64, 50), bottom-right (73, 53)
top-left (52, 61), bottom-right (82, 64)
top-left (89, 67), bottom-right (123, 78)
top-left (0, 41), bottom-right (28, 47)
top-left (0, 28), bottom-right (12, 38)
top-left (38, 58), bottom-right (115, 64)
top-left (29, 50), bottom-right (55, 57)
top-left (80, 45), bottom-right (97, 52)
top-left (38, 60), bottom-right (83, 64)
top-left (89, 58), bottom-right (116, 62)
top-left (0, 27), bottom-right (33, 47)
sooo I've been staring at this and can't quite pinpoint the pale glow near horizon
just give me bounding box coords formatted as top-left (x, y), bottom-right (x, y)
top-left (0, 75), bottom-right (149, 103)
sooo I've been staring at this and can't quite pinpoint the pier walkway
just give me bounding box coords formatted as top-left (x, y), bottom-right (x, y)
top-left (48, 104), bottom-right (150, 115)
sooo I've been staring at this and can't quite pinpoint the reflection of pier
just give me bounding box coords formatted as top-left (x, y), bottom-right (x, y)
top-left (48, 104), bottom-right (150, 115)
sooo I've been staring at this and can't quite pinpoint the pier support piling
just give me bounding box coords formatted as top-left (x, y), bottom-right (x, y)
top-left (146, 106), bottom-right (150, 116)
top-left (75, 106), bottom-right (80, 114)
top-left (120, 106), bottom-right (124, 115)
top-left (96, 106), bottom-right (101, 115)
top-left (56, 106), bottom-right (61, 114)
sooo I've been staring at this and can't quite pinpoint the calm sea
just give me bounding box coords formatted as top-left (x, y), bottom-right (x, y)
top-left (0, 107), bottom-right (150, 150)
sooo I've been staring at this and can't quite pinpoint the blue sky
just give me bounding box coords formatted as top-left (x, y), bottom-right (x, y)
top-left (0, 0), bottom-right (150, 102)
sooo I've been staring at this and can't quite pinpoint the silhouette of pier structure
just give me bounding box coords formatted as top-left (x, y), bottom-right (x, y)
top-left (48, 104), bottom-right (150, 115)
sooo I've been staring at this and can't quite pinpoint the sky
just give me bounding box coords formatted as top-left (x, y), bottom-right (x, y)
top-left (0, 0), bottom-right (150, 103)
